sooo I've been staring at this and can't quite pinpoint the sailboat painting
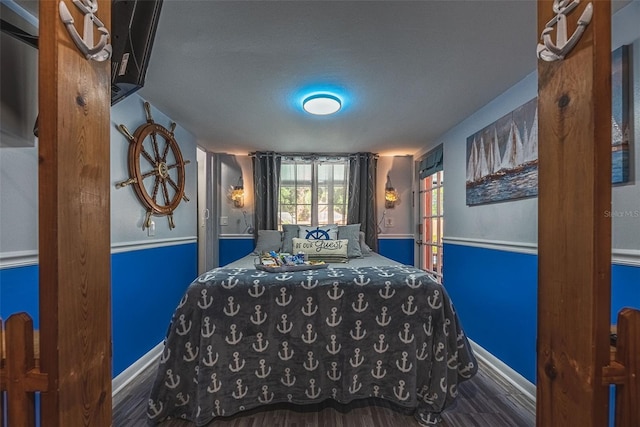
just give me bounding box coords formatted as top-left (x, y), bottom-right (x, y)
top-left (466, 44), bottom-right (631, 205)
top-left (466, 97), bottom-right (538, 205)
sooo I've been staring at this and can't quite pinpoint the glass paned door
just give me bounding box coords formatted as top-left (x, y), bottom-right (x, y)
top-left (418, 170), bottom-right (444, 282)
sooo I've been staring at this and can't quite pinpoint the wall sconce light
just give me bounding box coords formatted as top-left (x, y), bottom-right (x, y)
top-left (385, 175), bottom-right (399, 209)
top-left (231, 176), bottom-right (244, 208)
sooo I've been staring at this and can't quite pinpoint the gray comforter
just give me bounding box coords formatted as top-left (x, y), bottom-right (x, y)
top-left (147, 264), bottom-right (477, 426)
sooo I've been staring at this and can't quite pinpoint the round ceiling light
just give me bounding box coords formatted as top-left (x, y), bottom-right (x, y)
top-left (302, 94), bottom-right (342, 115)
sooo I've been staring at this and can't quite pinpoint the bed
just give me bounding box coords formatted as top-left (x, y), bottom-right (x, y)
top-left (146, 231), bottom-right (477, 426)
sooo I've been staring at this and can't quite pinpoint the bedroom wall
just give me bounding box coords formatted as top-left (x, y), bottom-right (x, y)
top-left (0, 40), bottom-right (199, 378)
top-left (419, 1), bottom-right (640, 386)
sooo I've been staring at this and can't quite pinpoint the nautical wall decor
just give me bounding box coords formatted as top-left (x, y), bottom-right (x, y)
top-left (59, 0), bottom-right (112, 62)
top-left (537, 0), bottom-right (593, 62)
top-left (466, 45), bottom-right (631, 206)
top-left (116, 102), bottom-right (190, 229)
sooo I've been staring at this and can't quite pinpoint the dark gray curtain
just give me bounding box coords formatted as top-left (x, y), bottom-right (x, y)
top-left (252, 152), bottom-right (281, 232)
top-left (347, 153), bottom-right (378, 251)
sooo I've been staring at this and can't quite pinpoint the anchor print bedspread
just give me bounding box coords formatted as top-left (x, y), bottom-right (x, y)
top-left (147, 265), bottom-right (477, 426)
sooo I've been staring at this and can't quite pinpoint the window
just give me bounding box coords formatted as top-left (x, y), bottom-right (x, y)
top-left (278, 157), bottom-right (349, 227)
top-left (417, 145), bottom-right (444, 282)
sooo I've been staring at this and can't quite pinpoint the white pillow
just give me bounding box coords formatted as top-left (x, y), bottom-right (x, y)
top-left (297, 224), bottom-right (338, 240)
top-left (292, 237), bottom-right (348, 262)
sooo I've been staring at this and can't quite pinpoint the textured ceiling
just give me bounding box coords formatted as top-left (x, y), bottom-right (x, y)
top-left (9, 0), bottom-right (631, 155)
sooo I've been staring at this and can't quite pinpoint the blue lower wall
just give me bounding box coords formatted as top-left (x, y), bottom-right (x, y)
top-left (0, 242), bottom-right (198, 377)
top-left (443, 243), bottom-right (640, 385)
top-left (378, 238), bottom-right (414, 265)
top-left (219, 237), bottom-right (254, 266)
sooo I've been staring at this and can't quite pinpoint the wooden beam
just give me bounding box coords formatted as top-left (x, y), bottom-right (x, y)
top-left (38, 1), bottom-right (112, 425)
top-left (614, 308), bottom-right (640, 426)
top-left (537, 1), bottom-right (612, 426)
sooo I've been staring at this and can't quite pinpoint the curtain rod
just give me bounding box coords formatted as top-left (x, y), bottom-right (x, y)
top-left (249, 152), bottom-right (379, 159)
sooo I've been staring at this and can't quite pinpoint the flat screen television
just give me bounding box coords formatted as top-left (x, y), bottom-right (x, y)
top-left (111, 0), bottom-right (163, 105)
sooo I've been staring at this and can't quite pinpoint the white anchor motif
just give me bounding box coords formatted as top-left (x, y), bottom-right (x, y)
top-left (423, 391), bottom-right (438, 405)
top-left (326, 307), bottom-right (342, 327)
top-left (327, 362), bottom-right (341, 381)
top-left (325, 334), bottom-right (342, 355)
top-left (228, 351), bottom-right (246, 373)
top-left (301, 276), bottom-right (319, 289)
top-left (372, 385), bottom-right (381, 397)
top-left (349, 348), bottom-right (364, 368)
top-left (183, 342), bottom-right (199, 362)
top-left (457, 331), bottom-right (467, 349)
top-left (434, 342), bottom-right (445, 361)
top-left (443, 318), bottom-right (451, 336)
top-left (327, 282), bottom-right (344, 300)
top-left (58, 0), bottom-right (111, 62)
top-left (164, 369), bottom-right (180, 389)
top-left (395, 351), bottom-right (413, 373)
top-left (202, 345), bottom-right (219, 367)
top-left (537, 0), bottom-right (593, 62)
top-left (449, 384), bottom-right (458, 399)
top-left (176, 392), bottom-right (191, 406)
top-left (305, 378), bottom-right (321, 399)
top-left (248, 280), bottom-right (265, 298)
top-left (327, 269), bottom-right (344, 278)
top-left (374, 334), bottom-right (389, 353)
top-left (177, 293), bottom-right (189, 309)
top-left (175, 315), bottom-right (192, 336)
top-left (207, 373), bottom-right (222, 393)
top-left (277, 314), bottom-right (293, 334)
top-left (377, 270), bottom-right (395, 278)
top-left (197, 289), bottom-right (213, 309)
top-left (371, 360), bottom-right (387, 379)
top-left (302, 324), bottom-right (318, 344)
top-left (427, 290), bottom-right (442, 309)
top-left (280, 367), bottom-right (296, 386)
top-left (447, 352), bottom-right (459, 370)
top-left (147, 399), bottom-right (163, 419)
top-left (287, 394), bottom-right (293, 402)
top-left (301, 296), bottom-right (318, 316)
top-left (213, 399), bottom-right (225, 416)
top-left (350, 320), bottom-right (367, 340)
top-left (405, 274), bottom-right (422, 289)
top-left (278, 341), bottom-right (294, 361)
top-left (459, 362), bottom-right (475, 378)
top-left (393, 380), bottom-right (410, 401)
top-left (332, 388), bottom-right (338, 399)
top-left (255, 359), bottom-right (271, 378)
top-left (251, 270), bottom-right (268, 278)
top-left (376, 307), bottom-right (391, 327)
top-left (402, 296), bottom-right (418, 316)
top-left (251, 304), bottom-right (267, 325)
top-left (275, 287), bottom-right (292, 306)
top-left (223, 296), bottom-right (240, 316)
top-left (353, 274), bottom-right (370, 286)
top-left (252, 332), bottom-right (269, 352)
top-left (221, 276), bottom-right (239, 289)
top-left (201, 317), bottom-right (215, 338)
top-left (440, 377), bottom-right (448, 394)
top-left (416, 342), bottom-right (429, 361)
top-left (378, 282), bottom-right (396, 299)
top-left (423, 315), bottom-right (434, 337)
top-left (304, 351), bottom-right (319, 371)
top-left (420, 412), bottom-right (441, 426)
top-left (351, 293), bottom-right (369, 313)
top-left (197, 270), bottom-right (219, 283)
top-left (232, 378), bottom-right (248, 399)
top-left (275, 273), bottom-right (293, 281)
top-left (398, 323), bottom-right (415, 344)
top-left (258, 385), bottom-right (274, 404)
top-left (225, 324), bottom-right (243, 345)
top-left (159, 347), bottom-right (171, 364)
top-left (348, 374), bottom-right (362, 394)
top-left (193, 365), bottom-right (199, 384)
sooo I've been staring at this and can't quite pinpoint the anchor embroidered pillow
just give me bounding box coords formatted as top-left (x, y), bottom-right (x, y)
top-left (292, 237), bottom-right (348, 263)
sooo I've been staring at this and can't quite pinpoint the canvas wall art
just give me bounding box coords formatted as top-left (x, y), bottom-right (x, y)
top-left (466, 45), bottom-right (631, 206)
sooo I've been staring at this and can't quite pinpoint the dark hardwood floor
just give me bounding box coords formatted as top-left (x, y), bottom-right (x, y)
top-left (112, 359), bottom-right (535, 427)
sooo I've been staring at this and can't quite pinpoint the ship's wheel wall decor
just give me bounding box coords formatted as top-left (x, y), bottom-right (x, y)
top-left (116, 102), bottom-right (190, 230)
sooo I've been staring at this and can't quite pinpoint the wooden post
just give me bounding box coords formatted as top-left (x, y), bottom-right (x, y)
top-left (38, 1), bottom-right (112, 425)
top-left (614, 308), bottom-right (640, 426)
top-left (537, 1), bottom-right (612, 426)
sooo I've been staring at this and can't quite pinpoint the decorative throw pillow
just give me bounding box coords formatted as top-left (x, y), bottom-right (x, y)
top-left (253, 230), bottom-right (282, 254)
top-left (359, 231), bottom-right (373, 256)
top-left (281, 224), bottom-right (299, 253)
top-left (338, 224), bottom-right (363, 258)
top-left (297, 224), bottom-right (339, 240)
top-left (292, 237), bottom-right (348, 262)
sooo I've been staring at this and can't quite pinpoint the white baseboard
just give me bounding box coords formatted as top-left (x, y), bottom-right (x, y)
top-left (112, 341), bottom-right (163, 398)
top-left (469, 339), bottom-right (537, 404)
